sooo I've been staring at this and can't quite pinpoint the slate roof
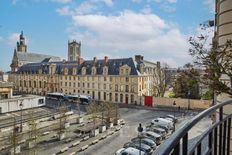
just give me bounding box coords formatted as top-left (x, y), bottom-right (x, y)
top-left (16, 52), bottom-right (61, 63)
top-left (17, 57), bottom-right (139, 75)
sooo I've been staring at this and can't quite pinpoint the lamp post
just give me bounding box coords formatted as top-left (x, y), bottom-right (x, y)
top-left (188, 90), bottom-right (190, 111)
top-left (137, 123), bottom-right (143, 155)
top-left (19, 101), bottom-right (23, 132)
top-left (173, 101), bottom-right (176, 133)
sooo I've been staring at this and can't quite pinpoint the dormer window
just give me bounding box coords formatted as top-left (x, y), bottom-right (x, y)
top-left (73, 68), bottom-right (77, 75)
top-left (103, 66), bottom-right (108, 75)
top-left (64, 68), bottom-right (68, 75)
top-left (92, 67), bottom-right (96, 75)
top-left (39, 69), bottom-right (42, 74)
top-left (82, 67), bottom-right (86, 75)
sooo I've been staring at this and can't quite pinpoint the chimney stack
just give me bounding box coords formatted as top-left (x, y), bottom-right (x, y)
top-left (135, 55), bottom-right (144, 63)
top-left (93, 57), bottom-right (97, 66)
top-left (104, 56), bottom-right (109, 65)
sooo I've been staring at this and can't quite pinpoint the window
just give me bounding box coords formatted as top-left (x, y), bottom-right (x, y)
top-left (92, 83), bottom-right (95, 88)
top-left (73, 82), bottom-right (76, 87)
top-left (69, 82), bottom-right (71, 87)
top-left (115, 93), bottom-right (118, 102)
top-left (29, 81), bottom-right (31, 87)
top-left (98, 92), bottom-right (101, 100)
top-left (83, 83), bottom-right (85, 87)
top-left (65, 76), bottom-right (67, 80)
top-left (104, 77), bottom-right (107, 81)
top-left (104, 92), bottom-right (106, 100)
top-left (110, 77), bottom-right (112, 82)
top-left (131, 94), bottom-right (134, 104)
top-left (92, 91), bottom-right (95, 99)
top-left (69, 76), bottom-right (71, 80)
top-left (78, 83), bottom-right (80, 87)
top-left (38, 99), bottom-right (44, 105)
top-left (104, 84), bottom-right (106, 89)
top-left (39, 81), bottom-right (42, 88)
top-left (109, 93), bottom-right (112, 101)
top-left (126, 77), bottom-right (129, 82)
top-left (65, 82), bottom-right (67, 87)
top-left (87, 83), bottom-right (90, 88)
top-left (126, 68), bottom-right (129, 74)
top-left (115, 85), bottom-right (118, 91)
top-left (120, 94), bottom-right (123, 103)
top-left (34, 81), bottom-right (36, 87)
top-left (126, 85), bottom-right (129, 92)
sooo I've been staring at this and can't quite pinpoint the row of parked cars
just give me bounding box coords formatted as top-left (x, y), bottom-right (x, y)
top-left (115, 115), bottom-right (177, 155)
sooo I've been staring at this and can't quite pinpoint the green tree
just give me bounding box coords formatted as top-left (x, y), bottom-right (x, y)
top-left (173, 67), bottom-right (200, 99)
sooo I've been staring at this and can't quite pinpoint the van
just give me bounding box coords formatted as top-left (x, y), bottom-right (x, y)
top-left (151, 118), bottom-right (173, 129)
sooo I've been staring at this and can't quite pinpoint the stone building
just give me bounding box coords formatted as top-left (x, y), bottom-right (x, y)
top-left (10, 31), bottom-right (61, 72)
top-left (10, 55), bottom-right (160, 104)
top-left (0, 81), bottom-right (13, 99)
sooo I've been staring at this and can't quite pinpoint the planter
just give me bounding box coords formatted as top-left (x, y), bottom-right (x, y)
top-left (59, 133), bottom-right (65, 140)
top-left (91, 129), bottom-right (99, 137)
top-left (99, 125), bottom-right (106, 133)
top-left (10, 146), bottom-right (21, 154)
top-left (107, 123), bottom-right (113, 129)
top-left (64, 122), bottom-right (70, 129)
top-left (114, 119), bottom-right (120, 125)
top-left (76, 117), bottom-right (83, 124)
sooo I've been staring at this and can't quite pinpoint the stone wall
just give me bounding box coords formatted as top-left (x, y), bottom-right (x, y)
top-left (152, 97), bottom-right (211, 109)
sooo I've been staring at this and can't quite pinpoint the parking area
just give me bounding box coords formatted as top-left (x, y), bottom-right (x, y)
top-left (76, 107), bottom-right (190, 155)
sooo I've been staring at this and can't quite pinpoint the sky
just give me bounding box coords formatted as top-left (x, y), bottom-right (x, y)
top-left (0, 0), bottom-right (214, 71)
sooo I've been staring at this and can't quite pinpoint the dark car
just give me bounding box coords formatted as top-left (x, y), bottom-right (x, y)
top-left (131, 137), bottom-right (157, 149)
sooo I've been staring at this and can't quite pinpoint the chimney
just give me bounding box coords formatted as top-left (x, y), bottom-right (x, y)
top-left (104, 56), bottom-right (109, 65)
top-left (135, 55), bottom-right (144, 63)
top-left (157, 61), bottom-right (160, 69)
top-left (93, 57), bottom-right (97, 66)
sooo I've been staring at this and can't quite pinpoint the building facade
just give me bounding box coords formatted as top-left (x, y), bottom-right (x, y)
top-left (10, 55), bottom-right (160, 105)
top-left (0, 81), bottom-right (13, 99)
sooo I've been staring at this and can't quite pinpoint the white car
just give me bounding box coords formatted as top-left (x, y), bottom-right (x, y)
top-left (115, 147), bottom-right (145, 155)
top-left (151, 118), bottom-right (173, 129)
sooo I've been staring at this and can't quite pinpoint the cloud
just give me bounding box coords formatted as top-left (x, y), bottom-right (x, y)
top-left (51, 0), bottom-right (72, 4)
top-left (69, 11), bottom-right (190, 66)
top-left (152, 0), bottom-right (177, 4)
top-left (203, 0), bottom-right (215, 13)
top-left (131, 0), bottom-right (142, 3)
top-left (56, 6), bottom-right (73, 16)
top-left (7, 33), bottom-right (20, 45)
top-left (96, 0), bottom-right (113, 6)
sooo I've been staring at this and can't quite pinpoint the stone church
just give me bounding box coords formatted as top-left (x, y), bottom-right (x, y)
top-left (10, 31), bottom-right (61, 72)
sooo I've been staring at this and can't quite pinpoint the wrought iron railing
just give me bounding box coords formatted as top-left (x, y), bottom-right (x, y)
top-left (154, 100), bottom-right (232, 155)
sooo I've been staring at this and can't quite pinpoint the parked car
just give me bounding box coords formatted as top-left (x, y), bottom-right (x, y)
top-left (115, 147), bottom-right (145, 155)
top-left (124, 142), bottom-right (153, 155)
top-left (131, 137), bottom-right (157, 149)
top-left (166, 114), bottom-right (178, 123)
top-left (151, 118), bottom-right (173, 129)
top-left (147, 126), bottom-right (166, 139)
top-left (141, 131), bottom-right (162, 145)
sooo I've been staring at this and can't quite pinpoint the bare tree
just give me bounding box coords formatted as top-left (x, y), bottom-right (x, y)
top-left (189, 23), bottom-right (232, 96)
top-left (153, 62), bottom-right (166, 97)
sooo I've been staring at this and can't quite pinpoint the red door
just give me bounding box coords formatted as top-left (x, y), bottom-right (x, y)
top-left (125, 95), bottom-right (128, 104)
top-left (144, 96), bottom-right (153, 107)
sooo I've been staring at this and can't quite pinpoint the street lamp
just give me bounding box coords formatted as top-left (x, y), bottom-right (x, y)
top-left (19, 100), bottom-right (23, 132)
top-left (137, 123), bottom-right (143, 155)
top-left (173, 101), bottom-right (176, 133)
top-left (188, 90), bottom-right (190, 111)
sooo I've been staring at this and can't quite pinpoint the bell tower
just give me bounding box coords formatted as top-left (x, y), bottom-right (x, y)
top-left (17, 31), bottom-right (27, 52)
top-left (68, 40), bottom-right (81, 61)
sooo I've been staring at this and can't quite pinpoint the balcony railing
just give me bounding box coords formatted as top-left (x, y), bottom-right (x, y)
top-left (154, 100), bottom-right (232, 155)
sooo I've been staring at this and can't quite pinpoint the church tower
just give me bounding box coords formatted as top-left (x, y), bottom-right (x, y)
top-left (17, 31), bottom-right (27, 52)
top-left (68, 40), bottom-right (81, 61)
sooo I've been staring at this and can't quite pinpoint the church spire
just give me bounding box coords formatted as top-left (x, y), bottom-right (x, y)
top-left (16, 31), bottom-right (27, 52)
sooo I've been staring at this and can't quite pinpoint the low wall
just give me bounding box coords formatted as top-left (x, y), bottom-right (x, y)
top-left (152, 97), bottom-right (212, 110)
